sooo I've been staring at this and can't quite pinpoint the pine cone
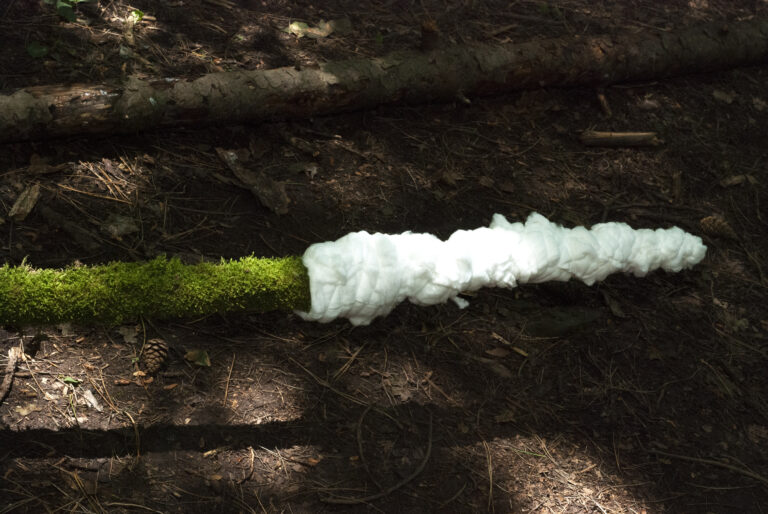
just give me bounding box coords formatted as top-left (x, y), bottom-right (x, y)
top-left (141, 338), bottom-right (169, 374)
top-left (700, 215), bottom-right (738, 240)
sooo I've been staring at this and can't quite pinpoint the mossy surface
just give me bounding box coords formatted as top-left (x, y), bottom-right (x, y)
top-left (0, 256), bottom-right (311, 327)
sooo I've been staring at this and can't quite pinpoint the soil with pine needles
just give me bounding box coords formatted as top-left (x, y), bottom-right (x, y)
top-left (1, 1), bottom-right (768, 512)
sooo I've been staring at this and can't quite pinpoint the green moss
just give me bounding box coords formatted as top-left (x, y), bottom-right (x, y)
top-left (0, 256), bottom-right (311, 327)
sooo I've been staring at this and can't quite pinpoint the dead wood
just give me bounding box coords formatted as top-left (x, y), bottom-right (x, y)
top-left (1, 17), bottom-right (767, 142)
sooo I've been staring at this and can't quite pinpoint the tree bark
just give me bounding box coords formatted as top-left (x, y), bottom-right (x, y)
top-left (1, 17), bottom-right (767, 142)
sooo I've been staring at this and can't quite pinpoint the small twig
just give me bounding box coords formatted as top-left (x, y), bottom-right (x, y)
top-left (123, 410), bottom-right (141, 458)
top-left (322, 412), bottom-right (433, 504)
top-left (290, 357), bottom-right (403, 428)
top-left (650, 449), bottom-right (768, 487)
top-left (223, 353), bottom-right (236, 406)
top-left (483, 440), bottom-right (494, 512)
top-left (438, 482), bottom-right (467, 508)
top-left (333, 342), bottom-right (366, 382)
top-left (0, 346), bottom-right (21, 406)
top-left (591, 498), bottom-right (608, 514)
top-left (203, 0), bottom-right (235, 8)
top-left (288, 357), bottom-right (366, 407)
top-left (580, 130), bottom-right (661, 147)
top-left (238, 447), bottom-right (256, 484)
top-left (357, 405), bottom-right (383, 490)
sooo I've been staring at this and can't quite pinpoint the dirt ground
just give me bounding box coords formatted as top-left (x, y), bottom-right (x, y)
top-left (1, 1), bottom-right (768, 512)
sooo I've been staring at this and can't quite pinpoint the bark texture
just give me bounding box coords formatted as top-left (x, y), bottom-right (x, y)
top-left (1, 17), bottom-right (767, 142)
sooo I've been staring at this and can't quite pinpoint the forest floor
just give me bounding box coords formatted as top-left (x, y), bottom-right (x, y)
top-left (1, 1), bottom-right (768, 512)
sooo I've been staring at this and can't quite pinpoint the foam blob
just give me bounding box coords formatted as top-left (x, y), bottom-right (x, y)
top-left (297, 213), bottom-right (707, 325)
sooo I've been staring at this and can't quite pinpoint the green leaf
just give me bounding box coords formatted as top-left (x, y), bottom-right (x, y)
top-left (185, 349), bottom-right (211, 367)
top-left (26, 41), bottom-right (49, 58)
top-left (56, 0), bottom-right (76, 22)
top-left (61, 376), bottom-right (82, 385)
top-left (130, 9), bottom-right (144, 23)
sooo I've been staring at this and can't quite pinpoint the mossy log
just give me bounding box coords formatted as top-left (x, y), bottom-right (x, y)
top-left (0, 256), bottom-right (310, 327)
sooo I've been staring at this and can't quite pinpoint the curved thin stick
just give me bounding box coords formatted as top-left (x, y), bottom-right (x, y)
top-left (649, 449), bottom-right (768, 487)
top-left (322, 412), bottom-right (433, 505)
top-left (357, 405), bottom-right (383, 490)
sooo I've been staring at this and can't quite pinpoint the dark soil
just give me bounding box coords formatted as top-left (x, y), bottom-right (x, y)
top-left (1, 1), bottom-right (768, 512)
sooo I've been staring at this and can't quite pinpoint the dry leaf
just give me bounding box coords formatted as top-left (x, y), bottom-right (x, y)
top-left (216, 147), bottom-right (290, 214)
top-left (720, 174), bottom-right (758, 187)
top-left (486, 362), bottom-right (513, 379)
top-left (439, 168), bottom-right (463, 186)
top-left (118, 325), bottom-right (139, 344)
top-left (494, 409), bottom-right (516, 423)
top-left (82, 389), bottom-right (103, 412)
top-left (601, 290), bottom-right (627, 318)
top-left (14, 403), bottom-right (42, 416)
top-left (712, 89), bottom-right (736, 104)
top-left (485, 347), bottom-right (510, 358)
top-left (101, 214), bottom-right (139, 240)
top-left (8, 184), bottom-right (41, 222)
top-left (289, 161), bottom-right (320, 178)
top-left (637, 98), bottom-right (661, 110)
top-left (163, 383), bottom-right (179, 390)
top-left (185, 349), bottom-right (211, 367)
top-left (478, 176), bottom-right (495, 188)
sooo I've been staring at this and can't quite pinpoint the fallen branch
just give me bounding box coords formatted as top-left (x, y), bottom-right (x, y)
top-left (0, 213), bottom-right (706, 327)
top-left (0, 256), bottom-right (309, 327)
top-left (1, 18), bottom-right (767, 142)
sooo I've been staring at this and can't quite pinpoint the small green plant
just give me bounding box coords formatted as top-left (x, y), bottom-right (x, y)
top-left (129, 9), bottom-right (144, 24)
top-left (26, 40), bottom-right (49, 58)
top-left (60, 376), bottom-right (82, 386)
top-left (43, 0), bottom-right (93, 23)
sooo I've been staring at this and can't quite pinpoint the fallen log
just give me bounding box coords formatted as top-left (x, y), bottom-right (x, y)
top-left (0, 213), bottom-right (706, 327)
top-left (0, 17), bottom-right (766, 142)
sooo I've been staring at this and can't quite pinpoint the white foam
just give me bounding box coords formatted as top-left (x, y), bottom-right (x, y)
top-left (296, 213), bottom-right (707, 325)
